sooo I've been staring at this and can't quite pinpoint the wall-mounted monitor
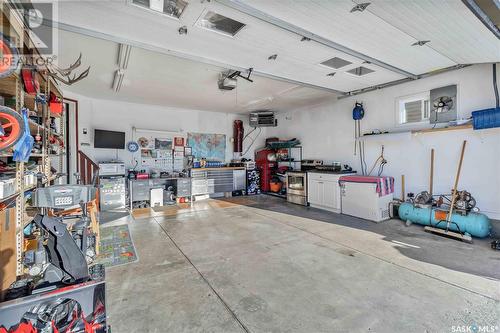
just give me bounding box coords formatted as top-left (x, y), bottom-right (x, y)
top-left (94, 129), bottom-right (125, 149)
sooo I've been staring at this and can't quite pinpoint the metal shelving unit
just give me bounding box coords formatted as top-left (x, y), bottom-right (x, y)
top-left (0, 6), bottom-right (66, 292)
top-left (276, 146), bottom-right (303, 171)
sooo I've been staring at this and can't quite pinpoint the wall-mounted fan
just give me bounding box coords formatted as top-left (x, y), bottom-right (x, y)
top-left (432, 96), bottom-right (454, 113)
top-left (429, 85), bottom-right (457, 124)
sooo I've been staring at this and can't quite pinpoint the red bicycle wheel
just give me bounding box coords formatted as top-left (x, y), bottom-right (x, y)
top-left (0, 106), bottom-right (25, 151)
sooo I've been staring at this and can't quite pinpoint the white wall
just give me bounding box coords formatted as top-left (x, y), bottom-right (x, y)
top-left (64, 92), bottom-right (267, 169)
top-left (268, 64), bottom-right (500, 219)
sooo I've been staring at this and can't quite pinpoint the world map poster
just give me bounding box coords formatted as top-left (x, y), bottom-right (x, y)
top-left (187, 132), bottom-right (226, 161)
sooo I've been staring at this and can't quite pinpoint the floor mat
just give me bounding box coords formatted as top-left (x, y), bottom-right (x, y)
top-left (99, 210), bottom-right (130, 225)
top-left (152, 203), bottom-right (191, 215)
top-left (216, 197), bottom-right (257, 206)
top-left (131, 207), bottom-right (154, 219)
top-left (97, 224), bottom-right (138, 267)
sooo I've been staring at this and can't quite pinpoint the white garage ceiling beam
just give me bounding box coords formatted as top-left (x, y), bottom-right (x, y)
top-left (338, 64), bottom-right (470, 99)
top-left (215, 0), bottom-right (419, 80)
top-left (47, 20), bottom-right (345, 95)
top-left (461, 0), bottom-right (500, 39)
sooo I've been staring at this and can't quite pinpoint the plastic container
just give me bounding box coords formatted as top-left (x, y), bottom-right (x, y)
top-left (0, 178), bottom-right (16, 198)
top-left (471, 107), bottom-right (500, 130)
top-left (269, 181), bottom-right (282, 193)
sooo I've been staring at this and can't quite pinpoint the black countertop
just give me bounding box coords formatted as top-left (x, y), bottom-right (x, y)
top-left (305, 170), bottom-right (357, 175)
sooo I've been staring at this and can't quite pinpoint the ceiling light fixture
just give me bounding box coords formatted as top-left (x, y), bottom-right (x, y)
top-left (268, 54), bottom-right (278, 60)
top-left (301, 36), bottom-right (311, 42)
top-left (117, 43), bottom-right (132, 70)
top-left (350, 2), bottom-right (370, 13)
top-left (112, 69), bottom-right (125, 92)
top-left (327, 72), bottom-right (336, 77)
top-left (113, 44), bottom-right (132, 93)
top-left (412, 40), bottom-right (430, 46)
top-left (178, 25), bottom-right (188, 35)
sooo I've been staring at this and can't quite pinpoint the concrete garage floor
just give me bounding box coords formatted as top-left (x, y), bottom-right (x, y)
top-left (103, 196), bottom-right (500, 333)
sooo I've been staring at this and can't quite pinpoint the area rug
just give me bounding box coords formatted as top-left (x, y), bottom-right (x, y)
top-left (97, 224), bottom-right (138, 267)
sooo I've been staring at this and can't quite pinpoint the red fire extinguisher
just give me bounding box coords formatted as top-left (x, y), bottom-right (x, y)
top-left (233, 120), bottom-right (244, 154)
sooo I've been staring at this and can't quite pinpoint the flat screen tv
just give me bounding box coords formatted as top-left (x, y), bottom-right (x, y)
top-left (94, 129), bottom-right (125, 149)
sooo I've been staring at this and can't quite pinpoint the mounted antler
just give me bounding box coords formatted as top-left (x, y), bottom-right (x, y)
top-left (48, 53), bottom-right (90, 85)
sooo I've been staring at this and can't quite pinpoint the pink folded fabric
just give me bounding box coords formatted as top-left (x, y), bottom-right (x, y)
top-left (339, 175), bottom-right (394, 197)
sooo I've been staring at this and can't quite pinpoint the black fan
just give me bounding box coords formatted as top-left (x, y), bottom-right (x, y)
top-left (433, 96), bottom-right (453, 113)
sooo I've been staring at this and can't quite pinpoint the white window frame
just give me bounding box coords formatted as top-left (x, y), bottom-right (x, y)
top-left (395, 91), bottom-right (430, 127)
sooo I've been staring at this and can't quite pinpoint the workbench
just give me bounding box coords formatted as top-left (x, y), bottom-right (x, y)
top-left (190, 167), bottom-right (246, 197)
top-left (128, 177), bottom-right (191, 208)
top-left (128, 167), bottom-right (247, 207)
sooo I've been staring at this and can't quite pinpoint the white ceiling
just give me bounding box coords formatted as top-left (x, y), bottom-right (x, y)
top-left (58, 30), bottom-right (338, 113)
top-left (54, 0), bottom-right (500, 113)
top-left (241, 0), bottom-right (499, 71)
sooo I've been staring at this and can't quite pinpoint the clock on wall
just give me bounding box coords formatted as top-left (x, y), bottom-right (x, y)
top-left (126, 141), bottom-right (139, 153)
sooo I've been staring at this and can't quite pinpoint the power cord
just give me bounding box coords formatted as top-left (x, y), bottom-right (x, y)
top-left (242, 127), bottom-right (262, 156)
top-left (367, 145), bottom-right (387, 176)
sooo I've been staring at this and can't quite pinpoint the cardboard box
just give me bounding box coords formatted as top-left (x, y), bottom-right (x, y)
top-left (0, 207), bottom-right (17, 299)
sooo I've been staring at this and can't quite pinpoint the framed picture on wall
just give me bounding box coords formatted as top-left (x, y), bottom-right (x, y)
top-left (155, 138), bottom-right (172, 150)
top-left (174, 137), bottom-right (185, 146)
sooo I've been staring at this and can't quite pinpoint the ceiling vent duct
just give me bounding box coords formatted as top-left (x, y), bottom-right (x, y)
top-left (198, 11), bottom-right (246, 36)
top-left (346, 66), bottom-right (374, 76)
top-left (131, 0), bottom-right (188, 19)
top-left (320, 57), bottom-right (352, 69)
top-left (249, 111), bottom-right (277, 127)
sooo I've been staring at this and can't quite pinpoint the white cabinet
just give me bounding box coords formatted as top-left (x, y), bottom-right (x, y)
top-left (307, 172), bottom-right (355, 213)
top-left (308, 179), bottom-right (322, 205)
top-left (322, 180), bottom-right (337, 208)
top-left (233, 169), bottom-right (246, 191)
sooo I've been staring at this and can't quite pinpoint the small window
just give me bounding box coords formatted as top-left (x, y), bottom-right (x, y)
top-left (197, 11), bottom-right (246, 37)
top-left (397, 93), bottom-right (430, 125)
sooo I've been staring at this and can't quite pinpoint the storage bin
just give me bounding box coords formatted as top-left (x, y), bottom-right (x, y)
top-left (0, 178), bottom-right (16, 199)
top-left (471, 107), bottom-right (500, 130)
top-left (24, 173), bottom-right (36, 188)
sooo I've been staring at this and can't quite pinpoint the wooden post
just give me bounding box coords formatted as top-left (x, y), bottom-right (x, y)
top-left (429, 149), bottom-right (434, 196)
top-left (447, 141), bottom-right (467, 222)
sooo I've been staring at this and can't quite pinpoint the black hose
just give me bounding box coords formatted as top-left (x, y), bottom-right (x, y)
top-left (494, 63), bottom-right (499, 108)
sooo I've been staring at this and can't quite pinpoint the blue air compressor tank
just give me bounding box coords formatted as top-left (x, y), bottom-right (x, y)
top-left (398, 203), bottom-right (491, 238)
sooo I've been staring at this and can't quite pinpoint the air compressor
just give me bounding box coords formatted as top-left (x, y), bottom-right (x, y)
top-left (398, 201), bottom-right (491, 238)
top-left (398, 141), bottom-right (491, 241)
